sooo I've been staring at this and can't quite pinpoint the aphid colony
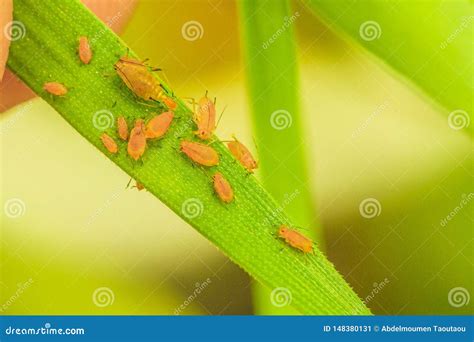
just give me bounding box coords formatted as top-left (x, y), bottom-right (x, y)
top-left (43, 37), bottom-right (312, 253)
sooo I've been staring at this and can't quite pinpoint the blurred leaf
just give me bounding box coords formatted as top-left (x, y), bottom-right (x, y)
top-left (238, 0), bottom-right (319, 314)
top-left (304, 0), bottom-right (473, 135)
top-left (6, 0), bottom-right (369, 314)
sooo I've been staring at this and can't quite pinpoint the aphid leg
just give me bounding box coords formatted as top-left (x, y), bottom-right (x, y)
top-left (115, 67), bottom-right (134, 91)
top-left (137, 100), bottom-right (157, 108)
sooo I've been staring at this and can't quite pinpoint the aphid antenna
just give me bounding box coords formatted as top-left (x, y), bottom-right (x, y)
top-left (126, 177), bottom-right (133, 189)
top-left (252, 135), bottom-right (260, 156)
top-left (293, 225), bottom-right (310, 232)
top-left (216, 104), bottom-right (227, 128)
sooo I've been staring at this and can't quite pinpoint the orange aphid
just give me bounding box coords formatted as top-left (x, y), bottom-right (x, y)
top-left (127, 119), bottom-right (147, 160)
top-left (117, 116), bottom-right (129, 141)
top-left (100, 133), bottom-right (118, 154)
top-left (145, 111), bottom-right (174, 139)
top-left (180, 140), bottom-right (219, 167)
top-left (114, 56), bottom-right (174, 109)
top-left (43, 82), bottom-right (68, 96)
top-left (227, 138), bottom-right (258, 173)
top-left (162, 97), bottom-right (177, 110)
top-left (213, 172), bottom-right (233, 203)
top-left (278, 225), bottom-right (313, 253)
top-left (193, 93), bottom-right (216, 140)
top-left (134, 181), bottom-right (145, 191)
top-left (78, 36), bottom-right (92, 64)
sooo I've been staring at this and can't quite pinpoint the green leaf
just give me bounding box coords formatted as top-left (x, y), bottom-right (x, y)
top-left (7, 0), bottom-right (370, 314)
top-left (238, 0), bottom-right (320, 314)
top-left (304, 0), bottom-right (473, 135)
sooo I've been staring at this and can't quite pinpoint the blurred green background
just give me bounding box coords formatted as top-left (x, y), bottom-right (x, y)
top-left (1, 0), bottom-right (472, 315)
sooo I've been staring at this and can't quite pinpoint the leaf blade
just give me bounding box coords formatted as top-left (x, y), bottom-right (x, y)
top-left (7, 0), bottom-right (370, 315)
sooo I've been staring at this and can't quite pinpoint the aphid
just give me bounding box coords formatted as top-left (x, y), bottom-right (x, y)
top-left (193, 93), bottom-right (216, 140)
top-left (180, 140), bottom-right (219, 167)
top-left (227, 137), bottom-right (258, 173)
top-left (43, 82), bottom-right (68, 96)
top-left (78, 36), bottom-right (92, 64)
top-left (127, 119), bottom-right (147, 160)
top-left (134, 181), bottom-right (144, 191)
top-left (213, 172), bottom-right (233, 203)
top-left (117, 116), bottom-right (129, 141)
top-left (162, 97), bottom-right (177, 110)
top-left (114, 56), bottom-right (175, 109)
top-left (145, 111), bottom-right (174, 139)
top-left (278, 225), bottom-right (313, 253)
top-left (100, 133), bottom-right (118, 154)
